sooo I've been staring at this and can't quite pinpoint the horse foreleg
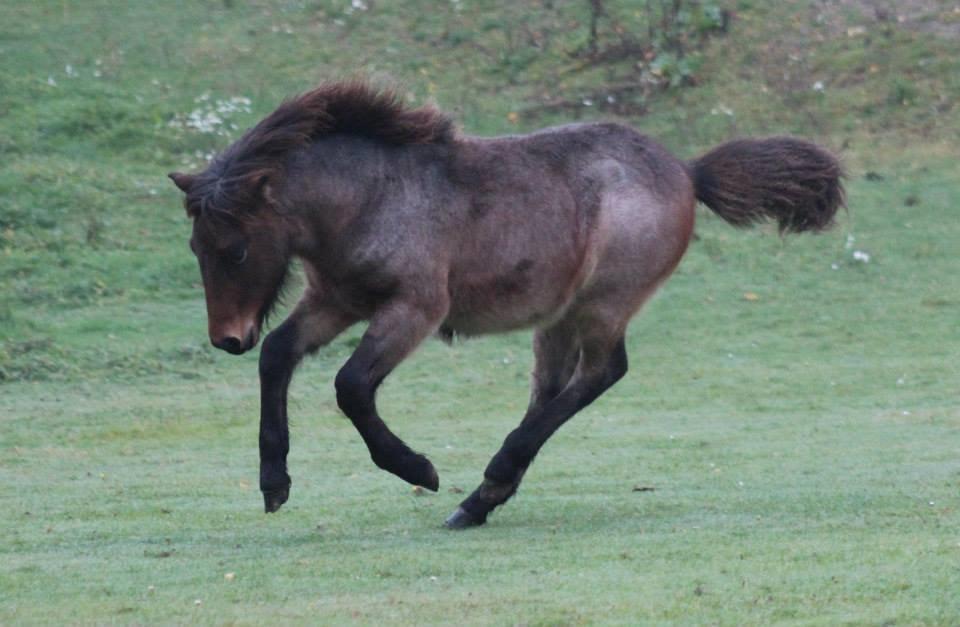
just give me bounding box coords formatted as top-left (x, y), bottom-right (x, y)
top-left (446, 334), bottom-right (628, 529)
top-left (259, 302), bottom-right (355, 513)
top-left (335, 296), bottom-right (448, 491)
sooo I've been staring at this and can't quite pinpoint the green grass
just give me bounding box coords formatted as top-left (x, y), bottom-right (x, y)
top-left (2, 1), bottom-right (960, 624)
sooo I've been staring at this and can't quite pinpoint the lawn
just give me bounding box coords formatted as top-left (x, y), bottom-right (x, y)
top-left (2, 1), bottom-right (959, 624)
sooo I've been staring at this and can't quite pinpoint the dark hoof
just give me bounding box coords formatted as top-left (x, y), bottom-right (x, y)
top-left (262, 484), bottom-right (290, 513)
top-left (380, 451), bottom-right (439, 492)
top-left (444, 507), bottom-right (485, 530)
top-left (417, 457), bottom-right (440, 492)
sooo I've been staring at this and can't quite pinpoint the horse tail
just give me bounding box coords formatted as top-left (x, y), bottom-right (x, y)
top-left (688, 137), bottom-right (845, 233)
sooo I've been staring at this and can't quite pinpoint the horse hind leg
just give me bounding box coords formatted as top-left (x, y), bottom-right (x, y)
top-left (525, 319), bottom-right (581, 418)
top-left (446, 321), bottom-right (579, 518)
top-left (445, 316), bottom-right (628, 529)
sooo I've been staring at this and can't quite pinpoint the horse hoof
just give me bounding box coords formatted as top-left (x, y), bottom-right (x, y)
top-left (420, 459), bottom-right (440, 492)
top-left (444, 507), bottom-right (485, 530)
top-left (392, 453), bottom-right (439, 492)
top-left (262, 485), bottom-right (290, 513)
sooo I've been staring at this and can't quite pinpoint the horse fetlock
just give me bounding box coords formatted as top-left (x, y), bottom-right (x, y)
top-left (478, 476), bottom-right (521, 504)
top-left (483, 450), bottom-right (528, 485)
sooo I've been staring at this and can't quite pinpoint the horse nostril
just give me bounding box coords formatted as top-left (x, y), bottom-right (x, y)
top-left (212, 336), bottom-right (245, 355)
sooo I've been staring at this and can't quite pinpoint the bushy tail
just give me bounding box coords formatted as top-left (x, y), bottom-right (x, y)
top-left (689, 137), bottom-right (845, 233)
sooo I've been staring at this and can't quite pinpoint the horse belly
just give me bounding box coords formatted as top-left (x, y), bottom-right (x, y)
top-left (444, 256), bottom-right (582, 336)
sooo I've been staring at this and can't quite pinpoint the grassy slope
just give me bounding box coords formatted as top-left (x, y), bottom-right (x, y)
top-left (2, 1), bottom-right (959, 624)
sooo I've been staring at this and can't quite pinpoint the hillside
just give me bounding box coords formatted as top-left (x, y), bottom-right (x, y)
top-left (1, 2), bottom-right (958, 376)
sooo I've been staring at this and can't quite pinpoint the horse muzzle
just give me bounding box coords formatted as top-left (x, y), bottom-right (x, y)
top-left (210, 322), bottom-right (259, 355)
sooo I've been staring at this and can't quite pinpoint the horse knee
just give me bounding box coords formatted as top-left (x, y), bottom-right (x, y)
top-left (259, 325), bottom-right (297, 381)
top-left (335, 364), bottom-right (372, 416)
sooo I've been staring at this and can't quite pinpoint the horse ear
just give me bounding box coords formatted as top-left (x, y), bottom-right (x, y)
top-left (251, 172), bottom-right (277, 208)
top-left (168, 172), bottom-right (196, 193)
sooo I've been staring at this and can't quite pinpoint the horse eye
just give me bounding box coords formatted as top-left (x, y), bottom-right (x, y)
top-left (225, 243), bottom-right (248, 265)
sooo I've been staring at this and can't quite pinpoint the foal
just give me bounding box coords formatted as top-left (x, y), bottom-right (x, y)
top-left (169, 81), bottom-right (843, 528)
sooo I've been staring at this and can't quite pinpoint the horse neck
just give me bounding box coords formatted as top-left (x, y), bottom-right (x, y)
top-left (283, 136), bottom-right (395, 253)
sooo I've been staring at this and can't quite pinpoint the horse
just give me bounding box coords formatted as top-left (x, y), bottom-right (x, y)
top-left (169, 81), bottom-right (843, 529)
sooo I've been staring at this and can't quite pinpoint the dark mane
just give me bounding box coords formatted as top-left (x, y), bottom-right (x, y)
top-left (184, 81), bottom-right (455, 218)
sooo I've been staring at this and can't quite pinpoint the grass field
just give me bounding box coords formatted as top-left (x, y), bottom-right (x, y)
top-left (2, 1), bottom-right (959, 624)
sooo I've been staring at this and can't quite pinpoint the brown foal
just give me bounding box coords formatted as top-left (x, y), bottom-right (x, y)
top-left (169, 81), bottom-right (843, 528)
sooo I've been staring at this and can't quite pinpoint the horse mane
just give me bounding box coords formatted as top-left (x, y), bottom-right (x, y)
top-left (184, 81), bottom-right (455, 218)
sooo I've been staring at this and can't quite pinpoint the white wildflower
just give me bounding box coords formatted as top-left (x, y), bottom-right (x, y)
top-left (171, 95), bottom-right (251, 137)
top-left (852, 250), bottom-right (870, 263)
top-left (812, 80), bottom-right (824, 92)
